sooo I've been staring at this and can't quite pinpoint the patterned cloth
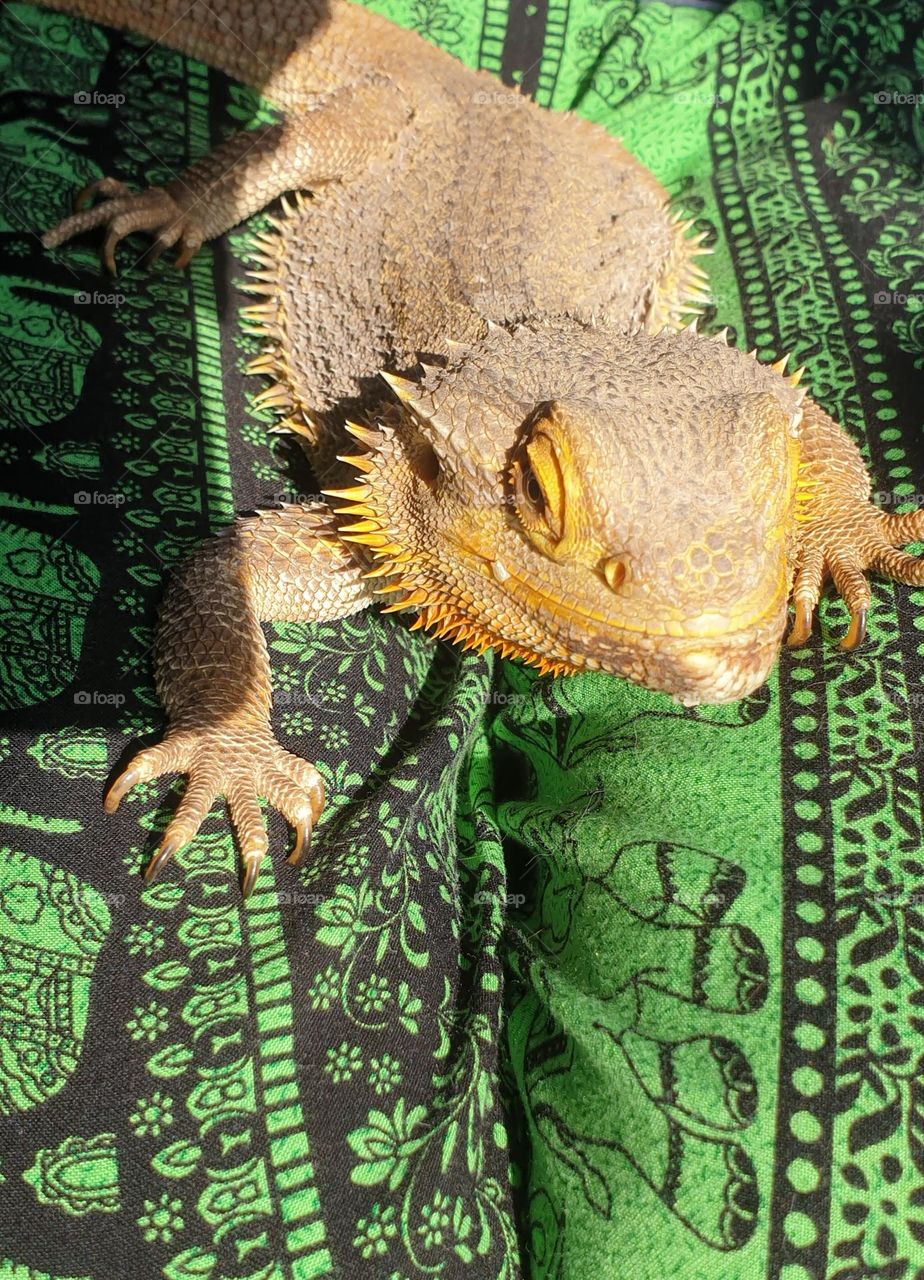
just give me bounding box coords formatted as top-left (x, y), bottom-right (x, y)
top-left (0, 0), bottom-right (923, 1277)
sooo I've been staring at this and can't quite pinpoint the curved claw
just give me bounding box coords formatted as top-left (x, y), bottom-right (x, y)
top-left (173, 238), bottom-right (201, 271)
top-left (287, 819), bottom-right (313, 867)
top-left (104, 764), bottom-right (143, 813)
top-left (241, 855), bottom-right (264, 899)
top-left (144, 838), bottom-right (180, 885)
top-left (102, 224), bottom-right (123, 276)
top-left (839, 607), bottom-right (868, 652)
top-left (147, 224), bottom-right (182, 267)
top-left (786, 598), bottom-right (814, 648)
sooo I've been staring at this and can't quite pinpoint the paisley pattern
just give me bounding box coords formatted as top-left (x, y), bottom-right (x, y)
top-left (0, 0), bottom-right (923, 1277)
top-left (0, 851), bottom-right (110, 1115)
top-left (23, 1133), bottom-right (120, 1216)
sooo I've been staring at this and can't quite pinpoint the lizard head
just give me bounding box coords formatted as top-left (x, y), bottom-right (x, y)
top-left (331, 318), bottom-right (807, 705)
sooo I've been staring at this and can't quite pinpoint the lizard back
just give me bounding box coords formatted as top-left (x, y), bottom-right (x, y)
top-left (244, 62), bottom-right (705, 475)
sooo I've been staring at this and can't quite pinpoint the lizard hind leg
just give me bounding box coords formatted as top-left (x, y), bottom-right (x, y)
top-left (42, 78), bottom-right (410, 274)
top-left (40, 120), bottom-right (301, 274)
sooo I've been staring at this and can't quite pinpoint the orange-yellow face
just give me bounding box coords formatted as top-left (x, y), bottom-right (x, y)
top-left (341, 319), bottom-right (807, 705)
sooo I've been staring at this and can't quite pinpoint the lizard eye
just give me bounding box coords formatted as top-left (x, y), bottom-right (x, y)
top-left (510, 414), bottom-right (566, 546)
top-left (519, 458), bottom-right (546, 514)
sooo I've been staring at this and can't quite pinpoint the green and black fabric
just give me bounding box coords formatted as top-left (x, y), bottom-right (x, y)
top-left (1, 0), bottom-right (923, 1277)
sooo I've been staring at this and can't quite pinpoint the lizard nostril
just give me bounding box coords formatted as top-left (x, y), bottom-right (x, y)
top-left (602, 556), bottom-right (628, 592)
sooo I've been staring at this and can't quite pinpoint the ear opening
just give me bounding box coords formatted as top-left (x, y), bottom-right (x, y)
top-left (410, 437), bottom-right (441, 487)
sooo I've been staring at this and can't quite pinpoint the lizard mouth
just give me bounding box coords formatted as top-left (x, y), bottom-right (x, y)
top-left (481, 556), bottom-right (791, 702)
top-left (649, 626), bottom-right (786, 704)
top-left (561, 617), bottom-right (787, 705)
top-left (497, 561), bottom-right (790, 640)
top-left (360, 525), bottom-right (790, 703)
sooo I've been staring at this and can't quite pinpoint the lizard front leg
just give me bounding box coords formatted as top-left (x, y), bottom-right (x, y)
top-left (107, 504), bottom-right (373, 896)
top-left (42, 76), bottom-right (409, 272)
top-left (788, 398), bottom-right (924, 649)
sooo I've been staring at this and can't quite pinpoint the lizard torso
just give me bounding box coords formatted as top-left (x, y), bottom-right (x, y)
top-left (240, 28), bottom-right (701, 453)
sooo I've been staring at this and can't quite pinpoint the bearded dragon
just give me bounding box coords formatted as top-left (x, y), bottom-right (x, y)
top-left (32, 0), bottom-right (924, 895)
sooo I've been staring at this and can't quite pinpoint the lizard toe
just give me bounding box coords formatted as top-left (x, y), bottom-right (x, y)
top-left (282, 754), bottom-right (326, 819)
top-left (878, 508), bottom-right (924, 547)
top-left (74, 175), bottom-right (131, 211)
top-left (43, 183), bottom-right (201, 273)
top-left (43, 195), bottom-right (139, 251)
top-left (828, 557), bottom-right (871, 651)
top-left (226, 788), bottom-right (269, 897)
top-left (260, 769), bottom-right (319, 866)
top-left (104, 734), bottom-right (193, 812)
top-left (151, 773), bottom-right (223, 876)
top-left (786, 547), bottom-right (824, 648)
top-left (869, 544), bottom-right (924, 586)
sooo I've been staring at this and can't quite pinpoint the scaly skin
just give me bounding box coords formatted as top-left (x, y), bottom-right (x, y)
top-left (33, 0), bottom-right (924, 894)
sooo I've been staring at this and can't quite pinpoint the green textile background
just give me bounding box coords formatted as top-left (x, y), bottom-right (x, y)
top-left (0, 0), bottom-right (923, 1277)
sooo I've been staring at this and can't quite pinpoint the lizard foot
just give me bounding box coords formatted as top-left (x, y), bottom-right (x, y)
top-left (105, 725), bottom-right (325, 897)
top-left (788, 497), bottom-right (924, 651)
top-left (42, 179), bottom-right (204, 274)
